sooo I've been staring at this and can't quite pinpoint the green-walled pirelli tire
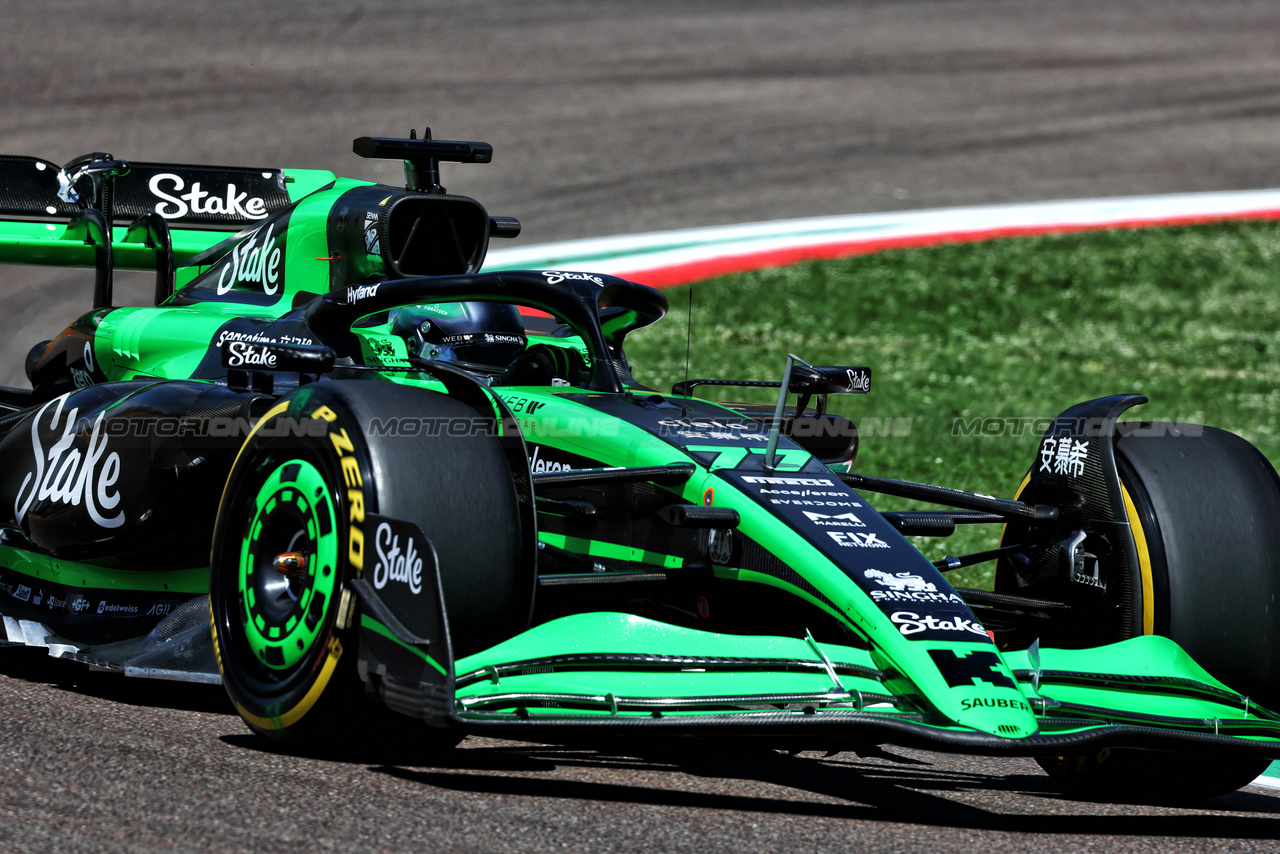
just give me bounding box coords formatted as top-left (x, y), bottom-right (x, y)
top-left (210, 379), bottom-right (531, 744)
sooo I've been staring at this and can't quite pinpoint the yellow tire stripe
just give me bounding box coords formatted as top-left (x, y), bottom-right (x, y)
top-left (1001, 471), bottom-right (1033, 547)
top-left (1120, 482), bottom-right (1156, 635)
top-left (234, 637), bottom-right (345, 731)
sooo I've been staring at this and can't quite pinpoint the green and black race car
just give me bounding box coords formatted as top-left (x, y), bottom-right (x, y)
top-left (0, 132), bottom-right (1278, 802)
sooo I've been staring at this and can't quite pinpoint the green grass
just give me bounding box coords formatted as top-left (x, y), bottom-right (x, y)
top-left (624, 220), bottom-right (1280, 590)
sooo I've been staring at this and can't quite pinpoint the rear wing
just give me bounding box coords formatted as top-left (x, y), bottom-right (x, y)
top-left (0, 154), bottom-right (327, 226)
top-left (0, 152), bottom-right (334, 304)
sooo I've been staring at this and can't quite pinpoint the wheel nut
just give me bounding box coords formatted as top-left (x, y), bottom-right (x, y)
top-left (273, 552), bottom-right (307, 579)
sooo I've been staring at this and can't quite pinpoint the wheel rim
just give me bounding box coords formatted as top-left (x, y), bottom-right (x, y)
top-left (237, 459), bottom-right (340, 673)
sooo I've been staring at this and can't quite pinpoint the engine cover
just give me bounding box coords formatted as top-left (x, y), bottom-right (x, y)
top-left (0, 381), bottom-right (263, 566)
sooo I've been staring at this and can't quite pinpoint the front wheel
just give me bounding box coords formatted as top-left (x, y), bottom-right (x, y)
top-left (1113, 423), bottom-right (1280, 709)
top-left (210, 380), bottom-right (531, 744)
top-left (998, 423), bottom-right (1280, 709)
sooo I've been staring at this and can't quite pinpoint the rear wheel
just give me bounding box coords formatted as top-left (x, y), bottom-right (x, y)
top-left (210, 380), bottom-right (530, 745)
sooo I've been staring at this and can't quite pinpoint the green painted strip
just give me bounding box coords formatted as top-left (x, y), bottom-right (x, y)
top-left (1264, 760), bottom-right (1280, 780)
top-left (0, 545), bottom-right (207, 593)
top-left (538, 532), bottom-right (684, 569)
top-left (361, 614), bottom-right (447, 677)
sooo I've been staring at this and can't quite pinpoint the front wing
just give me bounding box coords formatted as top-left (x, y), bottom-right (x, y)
top-left (354, 527), bottom-right (1280, 760)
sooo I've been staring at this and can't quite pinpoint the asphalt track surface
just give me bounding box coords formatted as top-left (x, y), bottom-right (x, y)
top-left (3, 1), bottom-right (1280, 850)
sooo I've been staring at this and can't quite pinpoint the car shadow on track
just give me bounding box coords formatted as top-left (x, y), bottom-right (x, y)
top-left (353, 738), bottom-right (1280, 838)
top-left (0, 646), bottom-right (234, 715)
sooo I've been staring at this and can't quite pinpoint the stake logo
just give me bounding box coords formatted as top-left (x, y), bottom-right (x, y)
top-left (224, 341), bottom-right (278, 368)
top-left (148, 172), bottom-right (269, 220)
top-left (215, 222), bottom-right (284, 295)
top-left (15, 394), bottom-right (125, 529)
top-left (891, 610), bottom-right (987, 639)
top-left (542, 270), bottom-right (604, 286)
top-left (373, 521), bottom-right (423, 595)
top-left (845, 368), bottom-right (871, 392)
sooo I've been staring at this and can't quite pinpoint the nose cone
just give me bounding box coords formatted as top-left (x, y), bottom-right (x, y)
top-left (924, 646), bottom-right (1038, 738)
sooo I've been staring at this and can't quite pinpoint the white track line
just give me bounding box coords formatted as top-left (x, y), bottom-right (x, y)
top-left (486, 189), bottom-right (1280, 285)
top-left (1250, 774), bottom-right (1280, 792)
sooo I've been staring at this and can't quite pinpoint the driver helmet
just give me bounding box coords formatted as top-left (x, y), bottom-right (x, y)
top-left (390, 301), bottom-right (528, 373)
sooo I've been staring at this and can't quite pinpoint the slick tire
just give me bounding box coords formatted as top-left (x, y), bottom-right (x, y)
top-left (998, 423), bottom-right (1280, 710)
top-left (1113, 423), bottom-right (1280, 709)
top-left (210, 380), bottom-right (530, 744)
top-left (1036, 747), bottom-right (1270, 802)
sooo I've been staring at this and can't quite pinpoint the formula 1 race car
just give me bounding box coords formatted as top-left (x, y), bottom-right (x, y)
top-left (0, 132), bottom-right (1278, 802)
